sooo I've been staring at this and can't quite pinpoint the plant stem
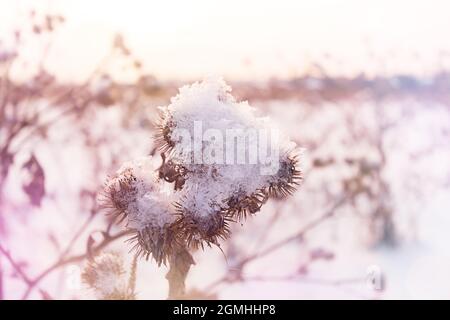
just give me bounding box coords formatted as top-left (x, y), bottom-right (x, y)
top-left (166, 246), bottom-right (195, 299)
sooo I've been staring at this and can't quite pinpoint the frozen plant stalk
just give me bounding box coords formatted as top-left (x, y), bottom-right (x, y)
top-left (101, 78), bottom-right (302, 299)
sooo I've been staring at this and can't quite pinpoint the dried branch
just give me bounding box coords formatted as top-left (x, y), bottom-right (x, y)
top-left (21, 229), bottom-right (131, 299)
top-left (241, 195), bottom-right (346, 265)
top-left (0, 229), bottom-right (130, 299)
top-left (244, 274), bottom-right (365, 286)
top-left (205, 195), bottom-right (347, 293)
top-left (0, 243), bottom-right (33, 286)
top-left (59, 213), bottom-right (97, 260)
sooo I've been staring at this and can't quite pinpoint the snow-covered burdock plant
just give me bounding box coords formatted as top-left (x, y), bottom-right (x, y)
top-left (100, 78), bottom-right (302, 299)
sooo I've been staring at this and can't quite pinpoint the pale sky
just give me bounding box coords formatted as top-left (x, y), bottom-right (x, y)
top-left (1, 0), bottom-right (450, 82)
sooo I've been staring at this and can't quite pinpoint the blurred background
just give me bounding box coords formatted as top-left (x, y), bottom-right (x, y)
top-left (0, 0), bottom-right (450, 299)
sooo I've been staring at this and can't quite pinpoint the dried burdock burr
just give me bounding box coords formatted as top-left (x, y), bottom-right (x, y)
top-left (154, 109), bottom-right (176, 153)
top-left (101, 157), bottom-right (179, 266)
top-left (266, 151), bottom-right (303, 199)
top-left (172, 200), bottom-right (233, 250)
top-left (82, 252), bottom-right (135, 300)
top-left (100, 166), bottom-right (139, 224)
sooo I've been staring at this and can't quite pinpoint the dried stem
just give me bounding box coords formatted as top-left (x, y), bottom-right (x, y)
top-left (166, 246), bottom-right (195, 299)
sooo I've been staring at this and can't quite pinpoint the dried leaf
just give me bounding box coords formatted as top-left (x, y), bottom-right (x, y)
top-left (22, 154), bottom-right (45, 207)
top-left (0, 150), bottom-right (14, 183)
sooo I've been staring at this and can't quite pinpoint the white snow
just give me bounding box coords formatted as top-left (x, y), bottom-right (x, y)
top-left (108, 157), bottom-right (175, 231)
top-left (160, 78), bottom-right (299, 219)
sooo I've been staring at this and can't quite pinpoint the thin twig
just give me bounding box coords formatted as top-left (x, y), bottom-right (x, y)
top-left (244, 274), bottom-right (365, 286)
top-left (60, 213), bottom-right (96, 259)
top-left (250, 206), bottom-right (283, 252)
top-left (0, 243), bottom-right (33, 286)
top-left (20, 230), bottom-right (131, 300)
top-left (204, 196), bottom-right (347, 293)
top-left (241, 196), bottom-right (346, 265)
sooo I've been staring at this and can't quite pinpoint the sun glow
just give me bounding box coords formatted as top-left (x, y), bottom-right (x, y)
top-left (2, 0), bottom-right (450, 81)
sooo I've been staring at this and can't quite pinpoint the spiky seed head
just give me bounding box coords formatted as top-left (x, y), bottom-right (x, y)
top-left (128, 224), bottom-right (178, 266)
top-left (100, 168), bottom-right (138, 223)
top-left (154, 109), bottom-right (176, 153)
top-left (267, 152), bottom-right (302, 199)
top-left (82, 252), bottom-right (135, 300)
top-left (101, 158), bottom-right (181, 265)
top-left (172, 202), bottom-right (232, 250)
top-left (225, 189), bottom-right (268, 221)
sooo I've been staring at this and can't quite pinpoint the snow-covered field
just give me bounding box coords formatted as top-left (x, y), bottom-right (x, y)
top-left (1, 93), bottom-right (449, 299)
